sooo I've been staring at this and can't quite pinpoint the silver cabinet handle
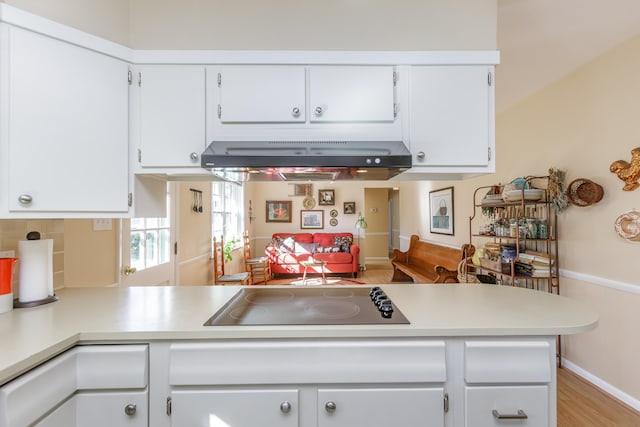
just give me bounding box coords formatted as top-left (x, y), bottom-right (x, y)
top-left (18, 194), bottom-right (33, 205)
top-left (325, 401), bottom-right (337, 413)
top-left (292, 107), bottom-right (301, 117)
top-left (315, 106), bottom-right (324, 116)
top-left (190, 152), bottom-right (198, 161)
top-left (416, 151), bottom-right (426, 160)
top-left (124, 404), bottom-right (137, 416)
top-left (280, 401), bottom-right (292, 413)
top-left (492, 409), bottom-right (528, 420)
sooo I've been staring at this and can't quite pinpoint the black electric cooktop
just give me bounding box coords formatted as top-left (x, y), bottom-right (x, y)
top-left (204, 287), bottom-right (409, 326)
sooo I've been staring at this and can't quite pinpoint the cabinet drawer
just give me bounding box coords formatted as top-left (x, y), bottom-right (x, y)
top-left (171, 389), bottom-right (299, 427)
top-left (170, 339), bottom-right (446, 385)
top-left (465, 386), bottom-right (549, 427)
top-left (464, 340), bottom-right (551, 384)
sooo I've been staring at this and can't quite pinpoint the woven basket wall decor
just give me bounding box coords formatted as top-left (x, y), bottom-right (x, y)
top-left (566, 178), bottom-right (604, 207)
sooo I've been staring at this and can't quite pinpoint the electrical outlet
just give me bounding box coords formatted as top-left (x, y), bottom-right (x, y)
top-left (93, 218), bottom-right (113, 231)
top-left (0, 250), bottom-right (15, 258)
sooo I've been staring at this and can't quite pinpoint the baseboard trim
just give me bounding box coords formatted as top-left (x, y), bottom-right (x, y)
top-left (562, 358), bottom-right (640, 412)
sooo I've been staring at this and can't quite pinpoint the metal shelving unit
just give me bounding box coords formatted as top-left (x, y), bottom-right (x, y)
top-left (467, 176), bottom-right (559, 294)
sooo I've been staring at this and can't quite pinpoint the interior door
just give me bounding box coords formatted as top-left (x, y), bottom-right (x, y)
top-left (120, 183), bottom-right (176, 287)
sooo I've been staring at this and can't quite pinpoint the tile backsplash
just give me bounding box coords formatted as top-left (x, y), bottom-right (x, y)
top-left (0, 219), bottom-right (65, 290)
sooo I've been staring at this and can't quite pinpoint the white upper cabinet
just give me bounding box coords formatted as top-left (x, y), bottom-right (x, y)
top-left (309, 66), bottom-right (395, 123)
top-left (1, 24), bottom-right (129, 215)
top-left (218, 66), bottom-right (306, 123)
top-left (133, 65), bottom-right (206, 168)
top-left (407, 65), bottom-right (494, 173)
top-left (209, 65), bottom-right (402, 142)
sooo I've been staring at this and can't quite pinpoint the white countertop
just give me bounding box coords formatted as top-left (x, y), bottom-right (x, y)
top-left (0, 284), bottom-right (598, 385)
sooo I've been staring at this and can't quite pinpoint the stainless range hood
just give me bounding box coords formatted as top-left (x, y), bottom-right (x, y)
top-left (200, 140), bottom-right (412, 181)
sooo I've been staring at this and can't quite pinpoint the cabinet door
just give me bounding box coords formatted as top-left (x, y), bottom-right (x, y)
top-left (317, 388), bottom-right (444, 427)
top-left (218, 66), bottom-right (306, 123)
top-left (5, 26), bottom-right (129, 213)
top-left (137, 65), bottom-right (206, 167)
top-left (171, 389), bottom-right (299, 427)
top-left (309, 66), bottom-right (395, 123)
top-left (409, 66), bottom-right (492, 166)
top-left (465, 386), bottom-right (549, 427)
top-left (76, 391), bottom-right (148, 427)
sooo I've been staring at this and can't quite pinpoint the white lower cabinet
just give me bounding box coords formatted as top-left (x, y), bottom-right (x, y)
top-left (465, 386), bottom-right (549, 427)
top-left (0, 345), bottom-right (148, 427)
top-left (171, 389), bottom-right (299, 426)
top-left (317, 387), bottom-right (444, 427)
top-left (158, 339), bottom-right (448, 427)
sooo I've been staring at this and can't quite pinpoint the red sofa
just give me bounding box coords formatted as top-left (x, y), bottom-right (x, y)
top-left (265, 232), bottom-right (360, 278)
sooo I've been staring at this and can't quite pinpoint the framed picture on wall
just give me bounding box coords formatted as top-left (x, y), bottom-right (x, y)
top-left (343, 202), bottom-right (356, 214)
top-left (318, 189), bottom-right (335, 205)
top-left (266, 200), bottom-right (292, 223)
top-left (300, 210), bottom-right (324, 229)
top-left (429, 187), bottom-right (454, 235)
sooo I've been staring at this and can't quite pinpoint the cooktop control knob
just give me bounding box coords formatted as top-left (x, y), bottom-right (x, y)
top-left (369, 287), bottom-right (382, 297)
top-left (374, 295), bottom-right (389, 307)
top-left (380, 305), bottom-right (394, 318)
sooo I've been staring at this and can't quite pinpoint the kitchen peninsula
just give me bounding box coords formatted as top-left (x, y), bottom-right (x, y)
top-left (0, 284), bottom-right (596, 427)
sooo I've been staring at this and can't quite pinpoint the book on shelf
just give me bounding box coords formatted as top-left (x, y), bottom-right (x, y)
top-left (514, 261), bottom-right (551, 277)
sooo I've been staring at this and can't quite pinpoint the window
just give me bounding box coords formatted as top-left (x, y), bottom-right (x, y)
top-left (212, 181), bottom-right (244, 245)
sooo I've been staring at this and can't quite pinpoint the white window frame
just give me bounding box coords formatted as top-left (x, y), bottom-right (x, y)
top-left (211, 181), bottom-right (244, 248)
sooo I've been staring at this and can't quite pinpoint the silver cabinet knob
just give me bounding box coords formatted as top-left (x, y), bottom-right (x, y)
top-left (315, 106), bottom-right (324, 116)
top-left (416, 151), bottom-right (426, 160)
top-left (190, 152), bottom-right (198, 161)
top-left (292, 107), bottom-right (301, 117)
top-left (325, 401), bottom-right (337, 413)
top-left (280, 401), bottom-right (292, 413)
top-left (18, 194), bottom-right (33, 205)
top-left (124, 404), bottom-right (137, 416)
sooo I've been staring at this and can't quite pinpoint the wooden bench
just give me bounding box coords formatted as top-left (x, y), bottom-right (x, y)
top-left (391, 235), bottom-right (475, 283)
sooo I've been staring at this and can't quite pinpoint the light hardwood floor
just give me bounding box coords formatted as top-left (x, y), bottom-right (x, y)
top-left (359, 262), bottom-right (640, 426)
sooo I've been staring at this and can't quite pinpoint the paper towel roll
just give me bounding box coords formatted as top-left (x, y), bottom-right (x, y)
top-left (18, 239), bottom-right (53, 303)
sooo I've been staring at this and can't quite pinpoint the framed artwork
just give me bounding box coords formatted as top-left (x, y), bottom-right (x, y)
top-left (318, 189), bottom-right (335, 206)
top-left (265, 200), bottom-right (292, 223)
top-left (429, 187), bottom-right (454, 235)
top-left (343, 202), bottom-right (356, 214)
top-left (300, 210), bottom-right (324, 229)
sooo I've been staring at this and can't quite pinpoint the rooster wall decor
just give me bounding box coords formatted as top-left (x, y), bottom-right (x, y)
top-left (610, 147), bottom-right (640, 191)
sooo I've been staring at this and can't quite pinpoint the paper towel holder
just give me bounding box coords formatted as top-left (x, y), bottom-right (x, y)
top-left (13, 231), bottom-right (58, 308)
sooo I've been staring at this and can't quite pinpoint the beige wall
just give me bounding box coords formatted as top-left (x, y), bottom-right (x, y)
top-left (129, 0), bottom-right (496, 50)
top-left (177, 182), bottom-right (212, 285)
top-left (2, 0), bottom-right (130, 46)
top-left (63, 220), bottom-right (117, 287)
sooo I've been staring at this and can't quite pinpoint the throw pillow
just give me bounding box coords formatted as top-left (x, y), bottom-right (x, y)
top-left (280, 236), bottom-right (296, 253)
top-left (333, 235), bottom-right (353, 252)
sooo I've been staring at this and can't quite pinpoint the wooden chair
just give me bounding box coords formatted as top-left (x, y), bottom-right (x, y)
top-left (212, 235), bottom-right (249, 286)
top-left (243, 230), bottom-right (270, 285)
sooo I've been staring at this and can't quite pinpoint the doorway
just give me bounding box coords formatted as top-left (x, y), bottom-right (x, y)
top-left (363, 187), bottom-right (399, 267)
top-left (119, 183), bottom-right (176, 287)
